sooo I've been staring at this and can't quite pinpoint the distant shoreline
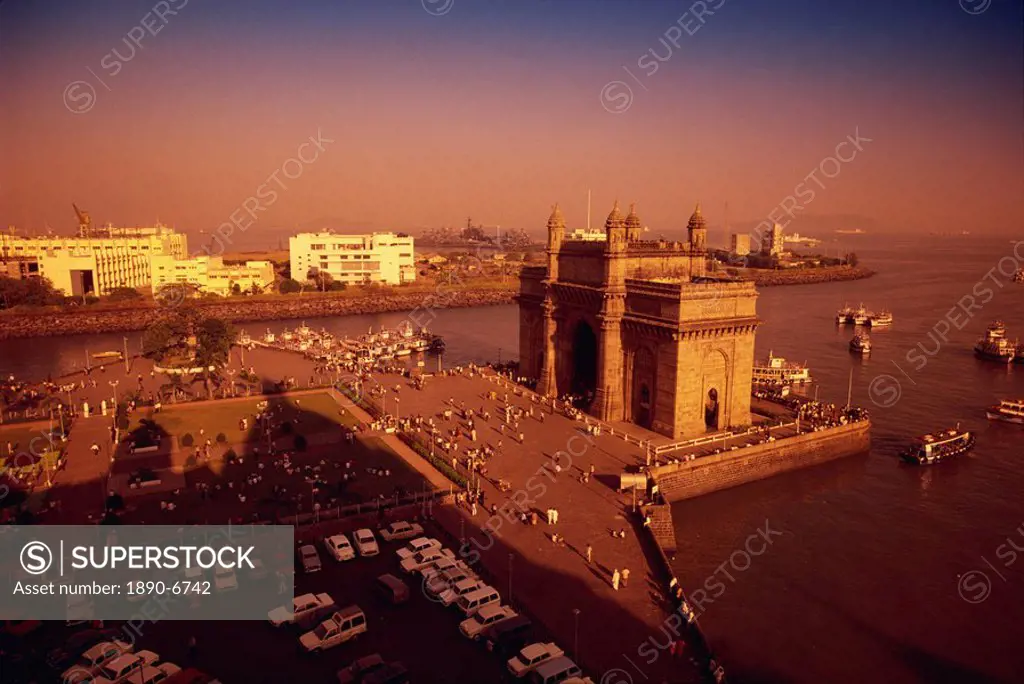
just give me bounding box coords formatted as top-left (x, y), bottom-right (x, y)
top-left (0, 266), bottom-right (874, 340)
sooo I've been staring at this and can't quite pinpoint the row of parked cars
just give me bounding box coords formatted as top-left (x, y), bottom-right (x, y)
top-left (391, 525), bottom-right (597, 684)
top-left (57, 635), bottom-right (190, 684)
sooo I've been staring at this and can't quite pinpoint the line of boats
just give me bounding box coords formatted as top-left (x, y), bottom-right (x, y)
top-left (239, 321), bottom-right (444, 364)
top-left (835, 304), bottom-right (892, 327)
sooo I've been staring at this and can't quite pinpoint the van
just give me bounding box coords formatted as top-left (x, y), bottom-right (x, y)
top-left (456, 585), bottom-right (500, 617)
top-left (375, 574), bottom-right (410, 604)
top-left (527, 656), bottom-right (583, 684)
top-left (482, 614), bottom-right (533, 655)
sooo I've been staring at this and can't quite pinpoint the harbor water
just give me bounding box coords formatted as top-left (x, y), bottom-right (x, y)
top-left (2, 236), bottom-right (1023, 683)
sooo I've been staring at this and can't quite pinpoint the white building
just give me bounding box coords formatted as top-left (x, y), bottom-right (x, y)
top-left (0, 225), bottom-right (188, 296)
top-left (289, 232), bottom-right (416, 286)
top-left (151, 255), bottom-right (275, 296)
top-left (761, 223), bottom-right (785, 257)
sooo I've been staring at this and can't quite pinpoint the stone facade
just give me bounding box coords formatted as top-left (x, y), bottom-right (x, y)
top-left (518, 201), bottom-right (760, 439)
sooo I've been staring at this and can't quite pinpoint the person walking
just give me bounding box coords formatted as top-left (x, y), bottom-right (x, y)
top-left (621, 567), bottom-right (630, 587)
top-left (611, 568), bottom-right (621, 591)
top-left (585, 543), bottom-right (593, 564)
top-left (551, 508), bottom-right (559, 525)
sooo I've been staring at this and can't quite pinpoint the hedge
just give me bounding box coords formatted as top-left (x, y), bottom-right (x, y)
top-left (397, 432), bottom-right (467, 488)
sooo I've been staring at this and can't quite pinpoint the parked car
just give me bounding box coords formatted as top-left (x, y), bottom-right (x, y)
top-left (438, 577), bottom-right (484, 607)
top-left (267, 593), bottom-right (336, 627)
top-left (61, 641), bottom-right (133, 682)
top-left (526, 657), bottom-right (584, 684)
top-left (353, 529), bottom-right (380, 557)
top-left (299, 545), bottom-right (322, 573)
top-left (213, 565), bottom-right (237, 592)
top-left (425, 567), bottom-right (477, 599)
top-left (375, 574), bottom-right (410, 604)
top-left (378, 521), bottom-right (424, 542)
top-left (459, 604), bottom-right (518, 640)
top-left (420, 556), bottom-right (472, 580)
top-left (299, 606), bottom-right (368, 652)
top-left (324, 534), bottom-right (356, 562)
top-left (361, 662), bottom-right (409, 684)
top-left (126, 663), bottom-right (181, 684)
top-left (399, 547), bottom-right (455, 574)
top-left (484, 615), bottom-right (534, 657)
top-left (507, 642), bottom-right (565, 678)
top-left (47, 629), bottom-right (121, 671)
top-left (336, 653), bottom-right (386, 684)
top-left (88, 649), bottom-right (159, 684)
top-left (395, 537), bottom-right (441, 561)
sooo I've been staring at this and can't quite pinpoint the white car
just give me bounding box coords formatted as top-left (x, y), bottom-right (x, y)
top-left (353, 529), bottom-right (380, 557)
top-left (395, 536), bottom-right (441, 561)
top-left (298, 606), bottom-right (367, 652)
top-left (299, 545), bottom-right (322, 573)
top-left (267, 592), bottom-right (336, 627)
top-left (399, 547), bottom-right (455, 574)
top-left (88, 650), bottom-right (159, 684)
top-left (214, 565), bottom-right (237, 592)
top-left (62, 640), bottom-right (133, 682)
top-left (425, 567), bottom-right (477, 598)
top-left (324, 534), bottom-right (356, 562)
top-left (508, 642), bottom-right (566, 678)
top-left (378, 520), bottom-right (424, 542)
top-left (438, 577), bottom-right (484, 607)
top-left (460, 604), bottom-right (518, 640)
top-left (421, 556), bottom-right (472, 580)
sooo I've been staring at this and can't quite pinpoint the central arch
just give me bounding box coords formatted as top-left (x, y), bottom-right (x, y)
top-left (570, 320), bottom-right (598, 405)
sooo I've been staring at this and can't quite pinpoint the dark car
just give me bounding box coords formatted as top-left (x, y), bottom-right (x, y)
top-left (47, 628), bottom-right (121, 670)
top-left (375, 574), bottom-right (410, 605)
top-left (482, 614), bottom-right (533, 656)
top-left (362, 662), bottom-right (409, 684)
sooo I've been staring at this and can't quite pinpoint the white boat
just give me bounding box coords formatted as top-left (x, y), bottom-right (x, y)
top-left (986, 399), bottom-right (1024, 425)
top-left (867, 311), bottom-right (892, 327)
top-left (850, 334), bottom-right (871, 354)
top-left (900, 426), bottom-right (975, 465)
top-left (262, 329), bottom-right (276, 343)
top-left (851, 306), bottom-right (870, 325)
top-left (753, 352), bottom-right (811, 384)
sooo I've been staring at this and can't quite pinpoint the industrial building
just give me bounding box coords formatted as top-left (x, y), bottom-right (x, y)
top-left (150, 255), bottom-right (275, 296)
top-left (289, 232), bottom-right (416, 286)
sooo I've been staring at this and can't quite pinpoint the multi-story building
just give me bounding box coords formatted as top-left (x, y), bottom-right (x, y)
top-left (289, 232), bottom-right (416, 286)
top-left (730, 233), bottom-right (751, 256)
top-left (0, 225), bottom-right (188, 296)
top-left (760, 223), bottom-right (785, 257)
top-left (150, 255), bottom-right (275, 296)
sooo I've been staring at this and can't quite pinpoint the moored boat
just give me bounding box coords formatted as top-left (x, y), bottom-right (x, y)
top-left (850, 334), bottom-right (871, 354)
top-left (753, 352), bottom-right (811, 384)
top-left (851, 306), bottom-right (870, 325)
top-left (867, 311), bottom-right (892, 327)
top-left (836, 304), bottom-right (855, 324)
top-left (974, 321), bottom-right (1015, 363)
top-left (900, 426), bottom-right (975, 465)
top-left (986, 399), bottom-right (1024, 425)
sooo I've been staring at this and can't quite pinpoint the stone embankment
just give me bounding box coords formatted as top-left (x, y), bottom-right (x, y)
top-left (746, 265), bottom-right (874, 287)
top-left (0, 289), bottom-right (516, 340)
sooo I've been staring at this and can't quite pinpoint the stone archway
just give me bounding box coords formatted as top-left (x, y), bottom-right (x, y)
top-left (632, 346), bottom-right (656, 429)
top-left (570, 320), bottom-right (598, 404)
top-left (705, 387), bottom-right (719, 429)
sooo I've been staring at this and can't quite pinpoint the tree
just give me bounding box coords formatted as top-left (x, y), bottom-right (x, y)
top-left (307, 267), bottom-right (334, 292)
top-left (0, 276), bottom-right (63, 309)
top-left (279, 278), bottom-right (302, 294)
top-left (845, 252), bottom-right (859, 267)
top-left (106, 287), bottom-right (142, 302)
top-left (230, 282), bottom-right (242, 296)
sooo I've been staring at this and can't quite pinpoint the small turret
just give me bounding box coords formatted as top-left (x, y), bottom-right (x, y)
top-left (546, 203), bottom-right (565, 281)
top-left (605, 200), bottom-right (627, 252)
top-left (687, 202), bottom-right (707, 251)
top-left (624, 203), bottom-right (642, 242)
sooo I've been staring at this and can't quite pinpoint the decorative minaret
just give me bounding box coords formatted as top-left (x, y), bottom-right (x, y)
top-left (687, 202), bottom-right (707, 251)
top-left (538, 204), bottom-right (565, 398)
top-left (593, 201), bottom-right (627, 422)
top-left (624, 202), bottom-right (642, 242)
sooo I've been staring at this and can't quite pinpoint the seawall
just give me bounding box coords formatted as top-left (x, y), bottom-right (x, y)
top-left (651, 420), bottom-right (871, 502)
top-left (0, 289), bottom-right (516, 340)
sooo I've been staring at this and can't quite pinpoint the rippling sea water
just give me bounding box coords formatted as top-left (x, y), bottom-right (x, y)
top-left (2, 236), bottom-right (1022, 683)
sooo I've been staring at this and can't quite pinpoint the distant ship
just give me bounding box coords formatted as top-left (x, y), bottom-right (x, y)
top-left (784, 233), bottom-right (822, 247)
top-left (836, 303), bottom-right (871, 325)
top-left (986, 399), bottom-right (1024, 425)
top-left (835, 228), bottom-right (866, 235)
top-left (900, 426), bottom-right (975, 465)
top-left (850, 334), bottom-right (871, 354)
top-left (974, 321), bottom-right (1016, 363)
top-left (867, 311), bottom-right (893, 327)
top-left (753, 352), bottom-right (811, 385)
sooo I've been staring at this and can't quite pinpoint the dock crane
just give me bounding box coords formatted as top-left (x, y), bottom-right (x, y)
top-left (73, 203), bottom-right (92, 237)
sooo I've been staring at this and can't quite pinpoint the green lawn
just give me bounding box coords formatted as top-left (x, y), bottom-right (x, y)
top-left (0, 423), bottom-right (63, 463)
top-left (131, 392), bottom-right (359, 445)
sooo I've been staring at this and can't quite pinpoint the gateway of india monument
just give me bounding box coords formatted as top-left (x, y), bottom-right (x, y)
top-left (517, 201), bottom-right (759, 439)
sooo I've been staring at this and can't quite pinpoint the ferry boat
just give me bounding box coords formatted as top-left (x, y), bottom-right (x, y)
top-left (900, 426), bottom-right (975, 465)
top-left (851, 306), bottom-right (870, 326)
top-left (867, 311), bottom-right (893, 327)
top-left (836, 305), bottom-right (855, 324)
top-left (986, 399), bottom-right (1024, 424)
top-left (850, 334), bottom-right (871, 354)
top-left (262, 329), bottom-right (276, 344)
top-left (974, 321), bottom-right (1016, 363)
top-left (752, 352), bottom-right (811, 384)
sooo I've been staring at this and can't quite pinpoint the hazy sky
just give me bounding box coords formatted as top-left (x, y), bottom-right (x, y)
top-left (1, 0), bottom-right (1021, 246)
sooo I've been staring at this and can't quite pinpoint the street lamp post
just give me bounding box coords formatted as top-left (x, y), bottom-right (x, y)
top-left (123, 336), bottom-right (129, 374)
top-left (573, 608), bottom-right (581, 659)
top-left (508, 553), bottom-right (513, 602)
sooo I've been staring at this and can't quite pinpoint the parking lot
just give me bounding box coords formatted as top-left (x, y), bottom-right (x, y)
top-left (107, 520), bottom-right (523, 683)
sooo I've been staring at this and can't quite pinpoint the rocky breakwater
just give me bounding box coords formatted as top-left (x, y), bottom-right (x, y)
top-left (749, 265), bottom-right (875, 287)
top-left (0, 289), bottom-right (516, 340)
